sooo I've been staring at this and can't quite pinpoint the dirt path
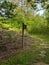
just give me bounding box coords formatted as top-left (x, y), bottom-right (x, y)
top-left (33, 62), bottom-right (49, 65)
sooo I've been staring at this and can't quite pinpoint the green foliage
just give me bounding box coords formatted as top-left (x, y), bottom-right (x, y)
top-left (0, 13), bottom-right (49, 34)
top-left (0, 0), bottom-right (17, 18)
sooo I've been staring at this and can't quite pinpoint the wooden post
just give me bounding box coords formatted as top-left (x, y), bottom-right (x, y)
top-left (22, 23), bottom-right (27, 48)
top-left (22, 23), bottom-right (24, 48)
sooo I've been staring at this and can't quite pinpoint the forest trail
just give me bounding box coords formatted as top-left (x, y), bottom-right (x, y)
top-left (0, 30), bottom-right (41, 61)
top-left (0, 30), bottom-right (49, 65)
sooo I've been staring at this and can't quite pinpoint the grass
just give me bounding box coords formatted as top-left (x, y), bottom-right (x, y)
top-left (0, 48), bottom-right (41, 65)
top-left (0, 33), bottom-right (49, 65)
top-left (31, 33), bottom-right (49, 64)
top-left (41, 48), bottom-right (49, 64)
top-left (31, 33), bottom-right (49, 41)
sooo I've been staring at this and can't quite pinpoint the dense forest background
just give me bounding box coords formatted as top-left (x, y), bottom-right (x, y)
top-left (0, 0), bottom-right (49, 34)
top-left (0, 0), bottom-right (49, 65)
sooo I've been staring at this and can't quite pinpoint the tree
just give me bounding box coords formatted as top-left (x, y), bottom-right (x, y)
top-left (0, 0), bottom-right (17, 18)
